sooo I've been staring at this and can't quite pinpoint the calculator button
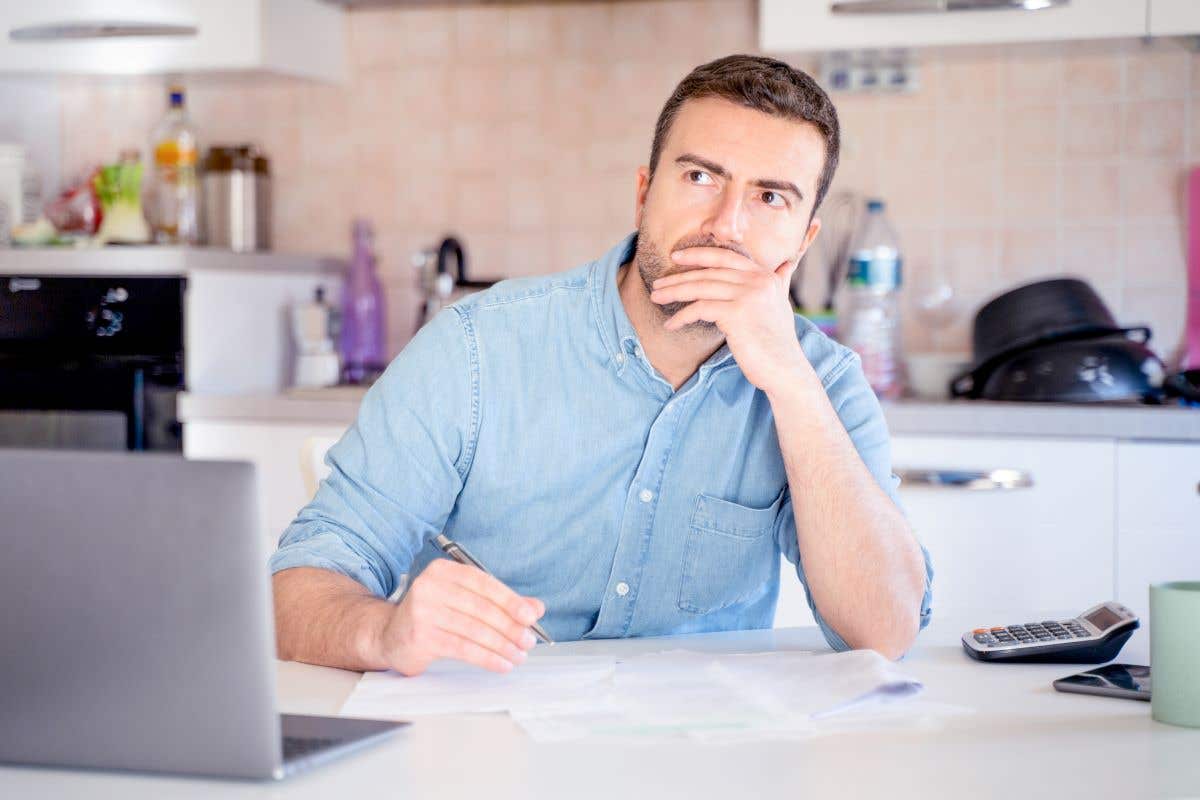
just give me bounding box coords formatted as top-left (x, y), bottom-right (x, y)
top-left (973, 628), bottom-right (988, 634)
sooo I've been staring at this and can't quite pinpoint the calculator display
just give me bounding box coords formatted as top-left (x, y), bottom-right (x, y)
top-left (1084, 606), bottom-right (1122, 631)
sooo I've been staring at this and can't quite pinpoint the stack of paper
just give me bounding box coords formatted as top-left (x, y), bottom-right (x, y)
top-left (340, 655), bottom-right (617, 717)
top-left (340, 648), bottom-right (967, 743)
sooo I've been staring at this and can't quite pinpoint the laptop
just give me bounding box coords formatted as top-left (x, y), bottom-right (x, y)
top-left (0, 449), bottom-right (407, 780)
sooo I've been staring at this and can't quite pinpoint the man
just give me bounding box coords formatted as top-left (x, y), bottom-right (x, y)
top-left (272, 54), bottom-right (933, 677)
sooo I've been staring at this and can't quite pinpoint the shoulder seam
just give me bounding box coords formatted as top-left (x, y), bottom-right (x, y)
top-left (821, 349), bottom-right (858, 390)
top-left (473, 280), bottom-right (588, 311)
top-left (449, 306), bottom-right (482, 482)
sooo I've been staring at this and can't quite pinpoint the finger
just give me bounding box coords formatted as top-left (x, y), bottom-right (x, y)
top-left (650, 279), bottom-right (742, 305)
top-left (443, 561), bottom-right (541, 627)
top-left (664, 300), bottom-right (727, 331)
top-left (652, 267), bottom-right (748, 290)
top-left (442, 582), bottom-right (539, 651)
top-left (670, 247), bottom-right (759, 272)
top-left (427, 626), bottom-right (515, 674)
top-left (436, 606), bottom-right (530, 666)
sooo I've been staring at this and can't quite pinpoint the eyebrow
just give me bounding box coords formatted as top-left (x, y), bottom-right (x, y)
top-left (674, 152), bottom-right (805, 203)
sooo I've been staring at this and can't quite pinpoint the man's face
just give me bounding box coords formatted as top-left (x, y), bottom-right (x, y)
top-left (633, 96), bottom-right (825, 330)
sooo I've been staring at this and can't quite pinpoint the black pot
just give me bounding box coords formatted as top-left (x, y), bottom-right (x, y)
top-left (957, 336), bottom-right (1166, 404)
top-left (971, 278), bottom-right (1145, 365)
top-left (953, 277), bottom-right (1156, 401)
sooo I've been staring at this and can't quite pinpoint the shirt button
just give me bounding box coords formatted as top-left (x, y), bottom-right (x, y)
top-left (615, 353), bottom-right (625, 365)
top-left (615, 582), bottom-right (630, 596)
top-left (638, 489), bottom-right (653, 503)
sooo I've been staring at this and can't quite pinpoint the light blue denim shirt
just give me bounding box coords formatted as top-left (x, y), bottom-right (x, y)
top-left (271, 233), bottom-right (933, 649)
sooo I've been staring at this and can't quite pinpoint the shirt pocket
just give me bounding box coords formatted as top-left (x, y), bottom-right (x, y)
top-left (677, 489), bottom-right (784, 615)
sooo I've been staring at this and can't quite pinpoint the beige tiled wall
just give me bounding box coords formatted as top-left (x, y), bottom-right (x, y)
top-left (55, 0), bottom-right (1193, 364)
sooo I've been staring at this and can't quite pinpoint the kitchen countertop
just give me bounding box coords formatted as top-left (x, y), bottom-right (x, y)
top-left (0, 246), bottom-right (343, 276)
top-left (179, 391), bottom-right (1200, 442)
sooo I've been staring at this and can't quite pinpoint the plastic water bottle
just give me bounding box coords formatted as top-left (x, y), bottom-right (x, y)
top-left (339, 219), bottom-right (387, 385)
top-left (839, 199), bottom-right (904, 400)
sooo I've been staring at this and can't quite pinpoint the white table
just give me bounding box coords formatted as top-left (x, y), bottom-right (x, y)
top-left (3, 620), bottom-right (1197, 799)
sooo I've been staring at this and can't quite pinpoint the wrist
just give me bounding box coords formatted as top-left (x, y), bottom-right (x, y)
top-left (762, 352), bottom-right (823, 403)
top-left (352, 597), bottom-right (395, 670)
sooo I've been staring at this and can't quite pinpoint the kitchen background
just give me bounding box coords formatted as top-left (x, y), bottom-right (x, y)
top-left (3, 1), bottom-right (1197, 636)
top-left (1, 0), bottom-right (1191, 362)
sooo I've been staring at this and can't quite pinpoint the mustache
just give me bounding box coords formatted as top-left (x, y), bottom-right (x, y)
top-left (669, 234), bottom-right (751, 262)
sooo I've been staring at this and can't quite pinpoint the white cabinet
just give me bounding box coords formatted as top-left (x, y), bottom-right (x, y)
top-left (184, 419), bottom-right (349, 547)
top-left (759, 0), bottom-right (1147, 53)
top-left (1115, 441), bottom-right (1200, 622)
top-left (777, 434), bottom-right (1117, 630)
top-left (889, 435), bottom-right (1116, 620)
top-left (0, 0), bottom-right (344, 82)
top-left (1149, 0), bottom-right (1200, 36)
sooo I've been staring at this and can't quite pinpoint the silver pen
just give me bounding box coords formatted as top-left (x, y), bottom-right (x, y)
top-left (434, 534), bottom-right (554, 645)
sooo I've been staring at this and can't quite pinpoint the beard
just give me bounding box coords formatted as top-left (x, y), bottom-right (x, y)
top-left (634, 223), bottom-right (750, 334)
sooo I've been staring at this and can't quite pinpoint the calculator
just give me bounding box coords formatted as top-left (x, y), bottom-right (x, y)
top-left (961, 601), bottom-right (1139, 664)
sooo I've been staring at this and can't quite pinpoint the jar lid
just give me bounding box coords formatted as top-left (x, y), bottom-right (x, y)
top-left (202, 144), bottom-right (269, 175)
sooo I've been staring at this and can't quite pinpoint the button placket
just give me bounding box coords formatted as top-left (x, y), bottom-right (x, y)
top-left (589, 381), bottom-right (693, 637)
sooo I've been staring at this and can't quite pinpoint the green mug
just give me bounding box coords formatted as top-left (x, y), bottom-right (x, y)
top-left (1151, 581), bottom-right (1200, 728)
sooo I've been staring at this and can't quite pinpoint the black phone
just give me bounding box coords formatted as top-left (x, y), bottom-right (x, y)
top-left (1053, 663), bottom-right (1151, 701)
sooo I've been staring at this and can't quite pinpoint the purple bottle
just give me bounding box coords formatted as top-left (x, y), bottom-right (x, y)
top-left (339, 219), bottom-right (387, 384)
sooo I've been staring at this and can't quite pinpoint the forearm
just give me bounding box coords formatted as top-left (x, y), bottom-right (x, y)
top-left (272, 567), bottom-right (393, 671)
top-left (766, 365), bottom-right (926, 659)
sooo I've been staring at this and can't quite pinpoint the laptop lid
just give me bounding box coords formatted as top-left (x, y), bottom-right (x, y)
top-left (0, 449), bottom-right (283, 779)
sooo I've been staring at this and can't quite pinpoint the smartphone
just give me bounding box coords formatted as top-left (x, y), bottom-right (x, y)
top-left (1053, 663), bottom-right (1151, 701)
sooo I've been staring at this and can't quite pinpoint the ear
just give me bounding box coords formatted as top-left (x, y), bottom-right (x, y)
top-left (634, 165), bottom-right (651, 229)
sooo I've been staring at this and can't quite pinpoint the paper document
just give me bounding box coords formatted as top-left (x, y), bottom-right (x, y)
top-left (341, 647), bottom-right (963, 743)
top-left (340, 655), bottom-right (616, 717)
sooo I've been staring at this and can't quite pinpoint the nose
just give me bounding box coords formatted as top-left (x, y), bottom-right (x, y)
top-left (700, 184), bottom-right (746, 244)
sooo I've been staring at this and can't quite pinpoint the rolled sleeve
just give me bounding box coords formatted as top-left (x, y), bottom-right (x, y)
top-left (269, 306), bottom-right (480, 597)
top-left (775, 351), bottom-right (934, 651)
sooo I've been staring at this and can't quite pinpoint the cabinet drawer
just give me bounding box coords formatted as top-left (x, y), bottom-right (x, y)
top-left (759, 0), bottom-right (1146, 53)
top-left (891, 435), bottom-right (1115, 619)
top-left (1116, 441), bottom-right (1200, 621)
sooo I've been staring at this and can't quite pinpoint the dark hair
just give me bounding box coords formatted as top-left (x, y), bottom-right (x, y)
top-left (648, 54), bottom-right (841, 214)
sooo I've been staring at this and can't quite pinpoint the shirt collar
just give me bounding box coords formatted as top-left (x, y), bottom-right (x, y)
top-left (591, 232), bottom-right (736, 378)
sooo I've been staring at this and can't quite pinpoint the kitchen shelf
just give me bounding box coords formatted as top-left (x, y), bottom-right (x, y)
top-left (0, 247), bottom-right (344, 277)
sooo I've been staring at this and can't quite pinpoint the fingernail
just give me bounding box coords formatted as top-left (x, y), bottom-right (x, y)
top-left (511, 648), bottom-right (528, 662)
top-left (521, 630), bottom-right (537, 649)
top-left (521, 607), bottom-right (536, 625)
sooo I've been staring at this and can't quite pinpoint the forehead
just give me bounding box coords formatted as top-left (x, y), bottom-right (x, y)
top-left (662, 96), bottom-right (827, 192)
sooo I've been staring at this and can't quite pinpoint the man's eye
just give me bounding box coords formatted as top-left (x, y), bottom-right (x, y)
top-left (687, 170), bottom-right (713, 185)
top-left (761, 190), bottom-right (786, 208)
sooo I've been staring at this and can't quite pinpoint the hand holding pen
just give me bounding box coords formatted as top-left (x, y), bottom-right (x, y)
top-left (373, 534), bottom-right (551, 677)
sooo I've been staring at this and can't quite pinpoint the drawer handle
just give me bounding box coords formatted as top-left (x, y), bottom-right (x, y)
top-left (897, 468), bottom-right (1034, 490)
top-left (831, 0), bottom-right (1068, 13)
top-left (9, 22), bottom-right (198, 41)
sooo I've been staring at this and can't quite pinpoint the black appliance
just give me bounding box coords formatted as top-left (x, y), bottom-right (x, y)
top-left (0, 275), bottom-right (185, 451)
top-left (952, 278), bottom-right (1200, 404)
